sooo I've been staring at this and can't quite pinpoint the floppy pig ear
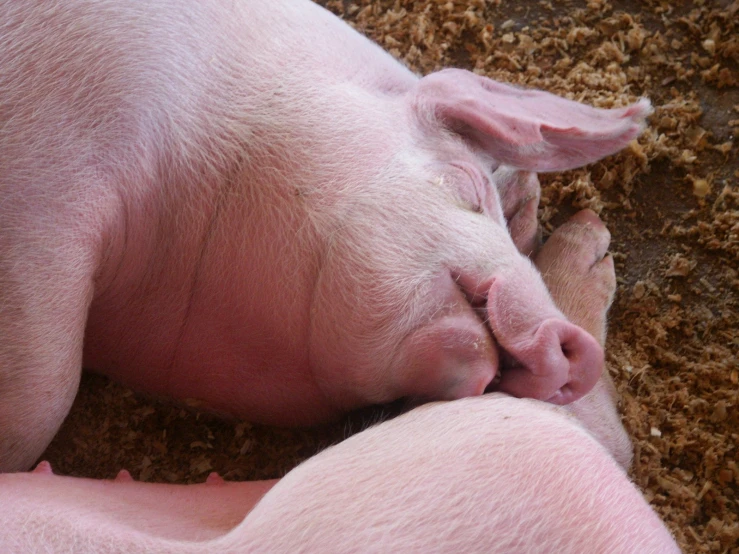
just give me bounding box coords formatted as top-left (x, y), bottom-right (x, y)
top-left (412, 68), bottom-right (652, 172)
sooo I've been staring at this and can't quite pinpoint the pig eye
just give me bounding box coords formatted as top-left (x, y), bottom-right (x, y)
top-left (466, 200), bottom-right (484, 214)
top-left (455, 181), bottom-right (483, 214)
top-left (448, 163), bottom-right (485, 215)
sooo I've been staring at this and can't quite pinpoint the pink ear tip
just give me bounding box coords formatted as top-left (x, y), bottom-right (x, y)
top-left (626, 98), bottom-right (653, 121)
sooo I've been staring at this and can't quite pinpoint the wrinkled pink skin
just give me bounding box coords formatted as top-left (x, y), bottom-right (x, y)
top-left (0, 214), bottom-right (679, 553)
top-left (0, 0), bottom-right (651, 473)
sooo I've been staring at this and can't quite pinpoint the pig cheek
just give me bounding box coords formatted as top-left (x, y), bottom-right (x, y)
top-left (392, 313), bottom-right (499, 402)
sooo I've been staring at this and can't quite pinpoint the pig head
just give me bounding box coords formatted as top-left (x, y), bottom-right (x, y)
top-left (307, 69), bottom-right (650, 410)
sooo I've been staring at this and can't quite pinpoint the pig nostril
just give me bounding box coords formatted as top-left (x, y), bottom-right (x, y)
top-left (561, 337), bottom-right (588, 364)
top-left (483, 371), bottom-right (502, 394)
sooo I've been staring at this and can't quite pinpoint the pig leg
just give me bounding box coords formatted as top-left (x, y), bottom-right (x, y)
top-left (238, 394), bottom-right (678, 553)
top-left (491, 165), bottom-right (542, 256)
top-left (534, 210), bottom-right (615, 361)
top-left (533, 209), bottom-right (633, 468)
top-left (0, 221), bottom-right (100, 471)
top-left (0, 400), bottom-right (678, 553)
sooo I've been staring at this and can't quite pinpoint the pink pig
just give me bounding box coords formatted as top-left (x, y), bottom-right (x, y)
top-left (0, 0), bottom-right (650, 473)
top-left (0, 211), bottom-right (679, 552)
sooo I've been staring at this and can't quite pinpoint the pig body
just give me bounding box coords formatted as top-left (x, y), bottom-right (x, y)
top-left (0, 0), bottom-right (650, 471)
top-left (0, 215), bottom-right (677, 553)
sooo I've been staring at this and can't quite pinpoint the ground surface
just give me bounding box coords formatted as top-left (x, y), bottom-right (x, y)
top-left (43, 1), bottom-right (737, 552)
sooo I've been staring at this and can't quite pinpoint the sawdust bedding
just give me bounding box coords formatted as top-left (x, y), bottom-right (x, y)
top-left (42, 1), bottom-right (738, 552)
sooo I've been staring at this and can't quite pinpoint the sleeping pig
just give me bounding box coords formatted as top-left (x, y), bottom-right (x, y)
top-left (0, 0), bottom-right (650, 471)
top-left (0, 210), bottom-right (679, 552)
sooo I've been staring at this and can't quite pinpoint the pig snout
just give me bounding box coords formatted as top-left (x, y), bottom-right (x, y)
top-left (492, 315), bottom-right (603, 404)
top-left (475, 273), bottom-right (603, 405)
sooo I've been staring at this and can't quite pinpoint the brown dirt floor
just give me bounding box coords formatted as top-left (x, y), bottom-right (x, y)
top-left (41, 1), bottom-right (737, 552)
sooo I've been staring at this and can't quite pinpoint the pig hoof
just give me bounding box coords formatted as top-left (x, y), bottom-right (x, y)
top-left (115, 469), bottom-right (134, 482)
top-left (534, 209), bottom-right (616, 343)
top-left (206, 472), bottom-right (225, 485)
top-left (32, 460), bottom-right (53, 475)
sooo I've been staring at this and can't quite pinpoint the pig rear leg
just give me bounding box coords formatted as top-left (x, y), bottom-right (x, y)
top-left (0, 230), bottom-right (98, 471)
top-left (237, 395), bottom-right (679, 553)
top-left (534, 209), bottom-right (633, 468)
top-left (1, 399), bottom-right (677, 553)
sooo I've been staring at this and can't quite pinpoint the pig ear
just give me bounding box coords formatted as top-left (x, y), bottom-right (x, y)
top-left (412, 68), bottom-right (652, 172)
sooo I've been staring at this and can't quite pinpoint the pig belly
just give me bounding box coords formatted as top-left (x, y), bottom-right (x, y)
top-left (0, 395), bottom-right (678, 553)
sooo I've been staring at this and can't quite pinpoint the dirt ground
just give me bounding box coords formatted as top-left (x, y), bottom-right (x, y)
top-left (42, 0), bottom-right (737, 552)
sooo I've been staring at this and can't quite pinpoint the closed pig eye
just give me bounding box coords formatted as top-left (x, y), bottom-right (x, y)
top-left (458, 190), bottom-right (483, 214)
top-left (447, 162), bottom-right (490, 215)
